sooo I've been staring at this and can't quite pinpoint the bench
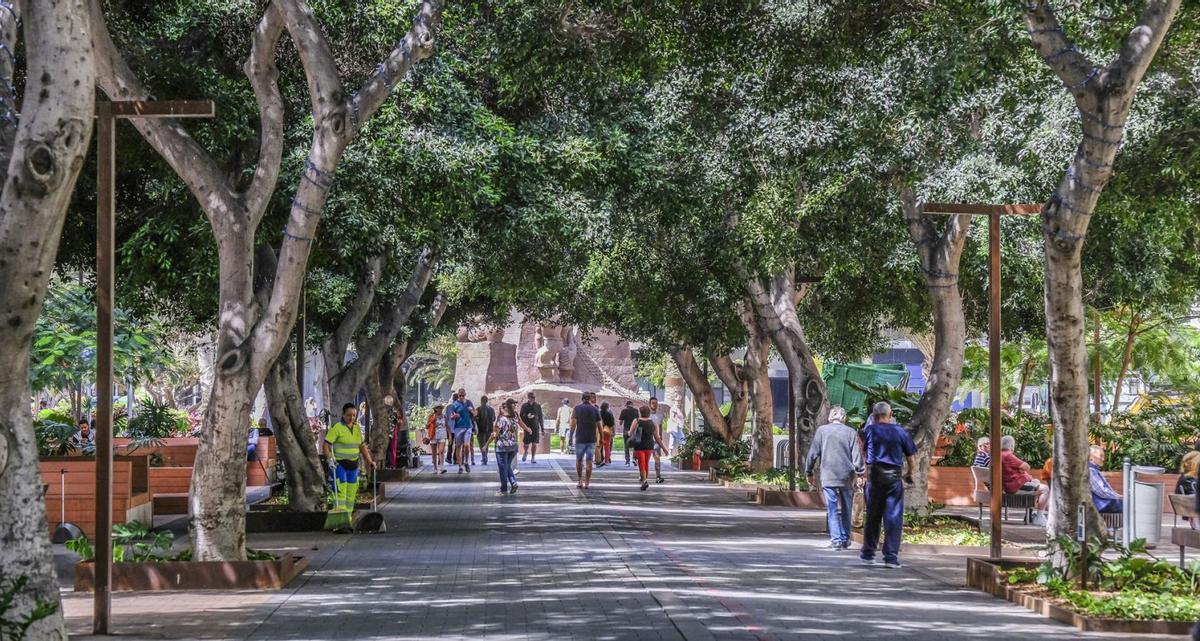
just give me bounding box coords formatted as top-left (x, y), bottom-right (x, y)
top-left (971, 466), bottom-right (1036, 524)
top-left (1168, 493), bottom-right (1199, 568)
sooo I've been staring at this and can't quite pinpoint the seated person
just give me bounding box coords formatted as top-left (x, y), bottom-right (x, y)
top-left (999, 435), bottom-right (1050, 514)
top-left (69, 420), bottom-right (95, 449)
top-left (1087, 445), bottom-right (1123, 514)
top-left (1174, 451), bottom-right (1198, 530)
top-left (247, 423), bottom-right (260, 461)
top-left (972, 437), bottom-right (990, 467)
top-left (256, 417), bottom-right (273, 437)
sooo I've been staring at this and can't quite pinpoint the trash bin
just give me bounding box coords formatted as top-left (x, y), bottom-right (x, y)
top-left (1131, 465), bottom-right (1165, 546)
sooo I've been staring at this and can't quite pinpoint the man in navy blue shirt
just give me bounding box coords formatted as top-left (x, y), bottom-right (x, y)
top-left (859, 402), bottom-right (916, 569)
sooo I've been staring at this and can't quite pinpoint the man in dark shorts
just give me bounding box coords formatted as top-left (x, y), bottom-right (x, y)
top-left (570, 392), bottom-right (602, 489)
top-left (476, 395), bottom-right (495, 465)
top-left (618, 400), bottom-right (638, 466)
top-left (520, 392), bottom-right (543, 463)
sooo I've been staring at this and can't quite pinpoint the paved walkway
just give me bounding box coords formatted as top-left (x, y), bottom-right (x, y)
top-left (63, 454), bottom-right (1186, 640)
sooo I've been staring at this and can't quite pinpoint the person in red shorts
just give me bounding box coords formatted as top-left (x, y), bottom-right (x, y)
top-left (630, 406), bottom-right (667, 491)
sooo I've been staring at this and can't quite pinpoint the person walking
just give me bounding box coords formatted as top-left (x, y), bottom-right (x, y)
top-left (425, 404), bottom-right (447, 474)
top-left (520, 392), bottom-right (544, 463)
top-left (555, 398), bottom-right (573, 454)
top-left (449, 392), bottom-right (476, 473)
top-left (570, 393), bottom-right (602, 489)
top-left (859, 402), bottom-right (916, 569)
top-left (618, 401), bottom-right (638, 466)
top-left (476, 395), bottom-right (495, 466)
top-left (443, 393), bottom-right (458, 465)
top-left (492, 399), bottom-right (528, 495)
top-left (648, 397), bottom-right (665, 483)
top-left (804, 406), bottom-right (864, 550)
top-left (598, 401), bottom-right (615, 467)
top-left (323, 403), bottom-right (376, 513)
top-left (630, 406), bottom-right (667, 490)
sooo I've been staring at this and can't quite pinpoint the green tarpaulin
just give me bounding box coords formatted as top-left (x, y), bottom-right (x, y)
top-left (822, 362), bottom-right (910, 411)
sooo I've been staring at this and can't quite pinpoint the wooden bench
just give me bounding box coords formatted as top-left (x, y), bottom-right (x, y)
top-left (1168, 493), bottom-right (1199, 568)
top-left (971, 466), bottom-right (1036, 524)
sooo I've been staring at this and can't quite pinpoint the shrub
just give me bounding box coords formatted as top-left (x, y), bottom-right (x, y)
top-left (1092, 401), bottom-right (1198, 470)
top-left (34, 415), bottom-right (83, 457)
top-left (940, 409), bottom-right (1052, 468)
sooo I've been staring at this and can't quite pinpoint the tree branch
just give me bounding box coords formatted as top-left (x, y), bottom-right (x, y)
top-left (708, 352), bottom-right (742, 393)
top-left (1104, 0), bottom-right (1181, 94)
top-left (321, 255), bottom-right (384, 378)
top-left (273, 0), bottom-right (346, 123)
top-left (1022, 1), bottom-right (1099, 92)
top-left (88, 0), bottom-right (241, 228)
top-left (348, 0), bottom-right (444, 132)
top-left (243, 4), bottom-right (286, 220)
top-left (0, 0), bottom-right (21, 177)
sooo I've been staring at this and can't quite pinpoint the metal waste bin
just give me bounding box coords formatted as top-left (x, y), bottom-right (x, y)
top-left (1123, 462), bottom-right (1165, 547)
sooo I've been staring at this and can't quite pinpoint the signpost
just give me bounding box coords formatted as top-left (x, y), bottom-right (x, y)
top-left (94, 100), bottom-right (214, 635)
top-left (921, 203), bottom-right (1040, 560)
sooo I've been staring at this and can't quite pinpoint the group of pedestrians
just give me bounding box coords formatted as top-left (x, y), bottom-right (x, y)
top-left (805, 401), bottom-right (916, 569)
top-left (422, 388), bottom-right (670, 494)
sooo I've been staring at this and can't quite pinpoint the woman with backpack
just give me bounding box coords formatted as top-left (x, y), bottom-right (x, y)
top-left (492, 399), bottom-right (530, 495)
top-left (630, 405), bottom-right (666, 491)
top-left (424, 404), bottom-right (447, 474)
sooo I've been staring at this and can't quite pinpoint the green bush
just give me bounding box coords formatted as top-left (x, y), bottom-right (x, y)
top-left (675, 431), bottom-right (748, 462)
top-left (67, 521), bottom-right (180, 563)
top-left (1091, 402), bottom-right (1198, 470)
top-left (1007, 537), bottom-right (1200, 621)
top-left (125, 399), bottom-right (187, 440)
top-left (34, 415), bottom-right (83, 457)
top-left (940, 409), bottom-right (1052, 468)
top-left (844, 382), bottom-right (920, 427)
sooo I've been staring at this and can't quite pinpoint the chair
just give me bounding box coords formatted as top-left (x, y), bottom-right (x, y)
top-left (1100, 510), bottom-right (1124, 538)
top-left (1168, 493), bottom-right (1199, 568)
top-left (971, 466), bottom-right (1035, 524)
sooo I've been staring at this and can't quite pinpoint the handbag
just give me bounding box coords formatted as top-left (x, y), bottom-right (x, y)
top-left (851, 483), bottom-right (866, 529)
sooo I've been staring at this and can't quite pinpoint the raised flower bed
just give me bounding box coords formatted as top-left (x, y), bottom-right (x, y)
top-left (850, 513), bottom-right (1021, 555)
top-left (967, 537), bottom-right (1200, 635)
top-left (74, 554), bottom-right (308, 592)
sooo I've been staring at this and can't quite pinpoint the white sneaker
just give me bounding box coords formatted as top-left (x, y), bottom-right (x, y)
top-left (860, 558), bottom-right (877, 566)
top-left (1031, 512), bottom-right (1048, 526)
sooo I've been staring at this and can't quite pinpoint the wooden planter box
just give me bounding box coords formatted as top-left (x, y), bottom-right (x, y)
top-left (40, 456), bottom-right (152, 538)
top-left (966, 557), bottom-right (1194, 635)
top-left (74, 553), bottom-right (308, 592)
top-left (245, 510), bottom-right (330, 533)
top-left (755, 488), bottom-right (824, 508)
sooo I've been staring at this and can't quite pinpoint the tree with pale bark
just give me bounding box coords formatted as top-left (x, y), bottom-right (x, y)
top-left (90, 0), bottom-right (446, 560)
top-left (0, 2), bottom-right (94, 637)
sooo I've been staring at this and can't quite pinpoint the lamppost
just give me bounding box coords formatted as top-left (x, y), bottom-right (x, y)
top-left (94, 100), bottom-right (214, 635)
top-left (920, 202), bottom-right (1039, 560)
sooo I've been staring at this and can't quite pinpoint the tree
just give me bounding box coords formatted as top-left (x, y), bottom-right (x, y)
top-left (0, 2), bottom-right (94, 637)
top-left (1022, 0), bottom-right (1183, 541)
top-left (90, 0), bottom-right (445, 560)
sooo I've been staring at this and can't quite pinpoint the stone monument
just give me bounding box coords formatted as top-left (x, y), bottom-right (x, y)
top-left (451, 312), bottom-right (645, 412)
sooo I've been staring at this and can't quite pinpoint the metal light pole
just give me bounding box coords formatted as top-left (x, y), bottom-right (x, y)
top-left (94, 100), bottom-right (214, 635)
top-left (922, 203), bottom-right (1039, 561)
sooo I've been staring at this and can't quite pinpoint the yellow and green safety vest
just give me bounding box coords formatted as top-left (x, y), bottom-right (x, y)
top-left (325, 421), bottom-right (363, 461)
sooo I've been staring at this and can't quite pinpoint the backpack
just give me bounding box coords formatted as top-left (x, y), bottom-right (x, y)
top-left (629, 420), bottom-right (645, 447)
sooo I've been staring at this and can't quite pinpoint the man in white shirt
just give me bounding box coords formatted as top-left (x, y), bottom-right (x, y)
top-left (555, 398), bottom-right (573, 453)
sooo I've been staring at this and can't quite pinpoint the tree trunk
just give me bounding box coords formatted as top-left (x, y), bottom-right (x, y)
top-left (264, 343), bottom-right (325, 512)
top-left (1016, 357), bottom-right (1033, 416)
top-left (740, 270), bottom-right (828, 460)
top-left (900, 190), bottom-right (969, 512)
top-left (662, 355), bottom-right (686, 429)
top-left (1110, 310), bottom-right (1139, 417)
top-left (1023, 0), bottom-right (1181, 543)
top-left (1092, 309), bottom-right (1102, 421)
top-left (744, 311), bottom-right (775, 472)
top-left (668, 347), bottom-right (747, 444)
top-left (0, 3), bottom-right (93, 637)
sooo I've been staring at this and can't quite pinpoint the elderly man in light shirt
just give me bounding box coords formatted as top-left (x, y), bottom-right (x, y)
top-left (805, 406), bottom-right (864, 550)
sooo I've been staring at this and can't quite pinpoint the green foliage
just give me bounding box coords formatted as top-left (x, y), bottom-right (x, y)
top-left (68, 522), bottom-right (177, 563)
top-left (901, 514), bottom-right (990, 547)
top-left (844, 382), bottom-right (920, 427)
top-left (947, 409), bottom-right (1052, 469)
top-left (1008, 537), bottom-right (1200, 622)
top-left (30, 281), bottom-right (176, 395)
top-left (245, 549), bottom-right (278, 562)
top-left (124, 399), bottom-right (188, 441)
top-left (675, 431), bottom-right (749, 463)
top-left (405, 332), bottom-right (458, 392)
top-left (0, 574), bottom-right (58, 641)
top-left (33, 415), bottom-right (83, 458)
top-left (729, 468), bottom-right (810, 492)
top-left (1092, 401), bottom-right (1200, 470)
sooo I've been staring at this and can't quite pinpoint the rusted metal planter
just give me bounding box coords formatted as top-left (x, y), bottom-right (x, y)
top-left (74, 554), bottom-right (308, 592)
top-left (966, 557), bottom-right (1195, 635)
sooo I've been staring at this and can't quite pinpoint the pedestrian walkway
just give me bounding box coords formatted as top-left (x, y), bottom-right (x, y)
top-left (63, 456), bottom-right (1183, 640)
